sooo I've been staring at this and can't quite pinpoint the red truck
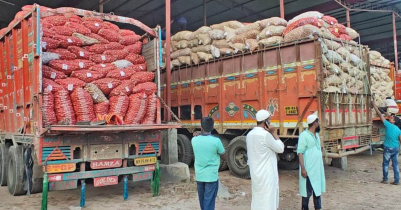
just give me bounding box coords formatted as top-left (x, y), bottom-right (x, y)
top-left (0, 5), bottom-right (178, 204)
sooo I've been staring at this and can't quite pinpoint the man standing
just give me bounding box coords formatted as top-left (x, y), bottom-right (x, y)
top-left (297, 115), bottom-right (326, 210)
top-left (373, 103), bottom-right (401, 185)
top-left (192, 117), bottom-right (227, 210)
top-left (246, 109), bottom-right (284, 210)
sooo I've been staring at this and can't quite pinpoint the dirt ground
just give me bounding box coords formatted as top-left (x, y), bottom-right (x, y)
top-left (0, 150), bottom-right (399, 210)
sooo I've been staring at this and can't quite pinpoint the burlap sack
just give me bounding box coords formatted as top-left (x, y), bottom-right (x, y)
top-left (232, 30), bottom-right (259, 43)
top-left (212, 39), bottom-right (231, 48)
top-left (257, 26), bottom-right (286, 40)
top-left (198, 33), bottom-right (212, 45)
top-left (236, 22), bottom-right (261, 35)
top-left (197, 52), bottom-right (213, 62)
top-left (258, 17), bottom-right (287, 27)
top-left (224, 26), bottom-right (236, 42)
top-left (211, 21), bottom-right (243, 30)
top-left (171, 31), bottom-right (192, 41)
top-left (288, 11), bottom-right (324, 24)
top-left (258, 36), bottom-right (284, 47)
top-left (192, 45), bottom-right (212, 53)
top-left (209, 29), bottom-right (226, 40)
top-left (171, 48), bottom-right (192, 59)
top-left (283, 25), bottom-right (321, 42)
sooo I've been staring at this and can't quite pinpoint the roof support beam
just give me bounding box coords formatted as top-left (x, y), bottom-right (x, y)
top-left (213, 0), bottom-right (265, 21)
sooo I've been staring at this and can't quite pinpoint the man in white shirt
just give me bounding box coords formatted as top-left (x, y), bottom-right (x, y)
top-left (246, 109), bottom-right (284, 210)
top-left (379, 97), bottom-right (399, 115)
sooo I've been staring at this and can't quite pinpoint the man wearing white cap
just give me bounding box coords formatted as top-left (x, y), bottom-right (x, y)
top-left (297, 115), bottom-right (326, 210)
top-left (246, 109), bottom-right (284, 210)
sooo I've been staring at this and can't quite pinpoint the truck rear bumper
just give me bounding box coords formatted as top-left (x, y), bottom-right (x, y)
top-left (325, 145), bottom-right (371, 158)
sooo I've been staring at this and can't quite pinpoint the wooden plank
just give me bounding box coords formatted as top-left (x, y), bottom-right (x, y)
top-left (142, 39), bottom-right (157, 72)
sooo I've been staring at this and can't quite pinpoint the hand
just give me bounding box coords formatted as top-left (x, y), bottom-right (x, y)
top-left (193, 131), bottom-right (201, 137)
top-left (266, 123), bottom-right (276, 134)
top-left (301, 168), bottom-right (308, 178)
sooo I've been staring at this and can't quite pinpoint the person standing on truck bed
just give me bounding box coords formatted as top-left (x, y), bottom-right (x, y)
top-left (192, 117), bottom-right (227, 210)
top-left (379, 97), bottom-right (399, 116)
top-left (373, 102), bottom-right (401, 185)
top-left (297, 115), bottom-right (326, 210)
top-left (246, 109), bottom-right (284, 210)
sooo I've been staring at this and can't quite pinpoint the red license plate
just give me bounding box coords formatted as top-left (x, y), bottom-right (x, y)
top-left (90, 159), bottom-right (122, 169)
top-left (94, 176), bottom-right (118, 187)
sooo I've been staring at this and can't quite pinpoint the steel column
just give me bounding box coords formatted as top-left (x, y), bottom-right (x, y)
top-left (280, 0), bottom-right (284, 19)
top-left (166, 0), bottom-right (172, 121)
top-left (346, 9), bottom-right (350, 27)
top-left (393, 12), bottom-right (399, 72)
top-left (204, 0), bottom-right (207, 26)
top-left (99, 0), bottom-right (104, 13)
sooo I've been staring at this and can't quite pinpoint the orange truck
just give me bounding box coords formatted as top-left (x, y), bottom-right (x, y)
top-left (161, 37), bottom-right (372, 178)
top-left (0, 5), bottom-right (178, 204)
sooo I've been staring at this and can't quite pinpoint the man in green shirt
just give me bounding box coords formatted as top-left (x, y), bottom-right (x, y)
top-left (192, 117), bottom-right (227, 210)
top-left (297, 115), bottom-right (326, 210)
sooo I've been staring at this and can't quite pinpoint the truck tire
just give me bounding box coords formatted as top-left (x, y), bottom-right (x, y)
top-left (30, 178), bottom-right (43, 194)
top-left (7, 145), bottom-right (27, 196)
top-left (278, 158), bottom-right (299, 170)
top-left (219, 136), bottom-right (229, 171)
top-left (177, 134), bottom-right (193, 166)
top-left (0, 143), bottom-right (10, 186)
top-left (227, 136), bottom-right (250, 179)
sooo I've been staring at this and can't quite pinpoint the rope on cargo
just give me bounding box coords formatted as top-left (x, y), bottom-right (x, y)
top-left (157, 95), bottom-right (182, 124)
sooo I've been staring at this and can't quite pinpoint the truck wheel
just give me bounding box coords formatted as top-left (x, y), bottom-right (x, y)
top-left (219, 136), bottom-right (229, 171)
top-left (278, 151), bottom-right (299, 170)
top-left (7, 145), bottom-right (27, 196)
top-left (177, 134), bottom-right (193, 166)
top-left (0, 143), bottom-right (10, 186)
top-left (30, 178), bottom-right (43, 194)
top-left (227, 136), bottom-right (250, 179)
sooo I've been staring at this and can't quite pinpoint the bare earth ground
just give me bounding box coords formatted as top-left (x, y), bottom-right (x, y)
top-left (0, 150), bottom-right (400, 210)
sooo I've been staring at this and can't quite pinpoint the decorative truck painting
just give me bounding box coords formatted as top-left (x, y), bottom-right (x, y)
top-left (0, 4), bottom-right (180, 208)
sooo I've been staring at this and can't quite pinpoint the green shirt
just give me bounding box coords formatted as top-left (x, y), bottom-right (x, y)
top-left (297, 130), bottom-right (326, 197)
top-left (192, 134), bottom-right (225, 182)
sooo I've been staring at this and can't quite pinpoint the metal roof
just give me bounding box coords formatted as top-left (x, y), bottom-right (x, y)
top-left (1, 0), bottom-right (401, 60)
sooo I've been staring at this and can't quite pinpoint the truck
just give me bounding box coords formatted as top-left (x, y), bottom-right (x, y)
top-left (161, 37), bottom-right (373, 178)
top-left (0, 5), bottom-right (178, 203)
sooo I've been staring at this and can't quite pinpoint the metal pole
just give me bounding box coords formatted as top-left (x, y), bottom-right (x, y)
top-left (203, 0), bottom-right (207, 26)
top-left (99, 0), bottom-right (104, 13)
top-left (166, 0), bottom-right (172, 121)
top-left (393, 12), bottom-right (399, 72)
top-left (346, 9), bottom-right (350, 27)
top-left (280, 0), bottom-right (284, 19)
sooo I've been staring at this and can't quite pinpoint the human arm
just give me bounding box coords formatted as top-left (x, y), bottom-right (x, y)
top-left (216, 138), bottom-right (227, 161)
top-left (297, 134), bottom-right (307, 178)
top-left (372, 102), bottom-right (385, 123)
top-left (220, 153), bottom-right (227, 161)
top-left (298, 153), bottom-right (307, 178)
top-left (265, 124), bottom-right (284, 153)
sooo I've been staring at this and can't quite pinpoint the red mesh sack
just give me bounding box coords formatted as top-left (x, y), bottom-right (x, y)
top-left (105, 42), bottom-right (124, 50)
top-left (141, 94), bottom-right (157, 124)
top-left (71, 88), bottom-right (95, 122)
top-left (87, 44), bottom-right (106, 54)
top-left (132, 82), bottom-right (157, 95)
top-left (103, 22), bottom-right (119, 31)
top-left (89, 63), bottom-right (117, 77)
top-left (124, 63), bottom-right (147, 72)
top-left (119, 35), bottom-right (140, 46)
top-left (125, 93), bottom-right (147, 124)
top-left (42, 89), bottom-right (58, 126)
top-left (334, 23), bottom-right (346, 34)
top-left (86, 33), bottom-right (109, 44)
top-left (49, 60), bottom-right (80, 74)
top-left (67, 46), bottom-right (94, 59)
top-left (328, 27), bottom-right (341, 38)
top-left (106, 69), bottom-right (136, 80)
top-left (53, 35), bottom-right (83, 48)
top-left (283, 17), bottom-right (323, 36)
top-left (65, 22), bottom-right (91, 35)
top-left (43, 78), bottom-right (65, 93)
top-left (339, 34), bottom-right (352, 41)
top-left (67, 15), bottom-right (82, 23)
top-left (124, 42), bottom-right (142, 54)
top-left (54, 89), bottom-right (76, 125)
top-left (82, 21), bottom-right (104, 33)
top-left (89, 54), bottom-right (118, 64)
top-left (94, 101), bottom-right (109, 116)
top-left (42, 65), bottom-right (67, 80)
top-left (322, 16), bottom-right (338, 25)
top-left (125, 54), bottom-right (146, 65)
top-left (51, 26), bottom-right (76, 36)
top-left (55, 77), bottom-right (86, 92)
top-left (41, 21), bottom-right (54, 29)
top-left (109, 94), bottom-right (129, 117)
top-left (109, 80), bottom-right (136, 96)
top-left (119, 29), bottom-right (136, 36)
top-left (74, 59), bottom-right (96, 70)
top-left (91, 78), bottom-right (121, 95)
top-left (42, 37), bottom-right (60, 50)
top-left (70, 70), bottom-right (104, 83)
top-left (104, 49), bottom-right (129, 60)
top-left (42, 16), bottom-right (68, 26)
top-left (98, 29), bottom-right (121, 42)
top-left (82, 17), bottom-right (103, 22)
top-left (43, 28), bottom-right (57, 38)
top-left (131, 72), bottom-right (154, 84)
top-left (48, 48), bottom-right (77, 60)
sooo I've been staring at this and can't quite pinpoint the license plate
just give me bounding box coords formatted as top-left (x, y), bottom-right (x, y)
top-left (134, 157), bottom-right (157, 166)
top-left (94, 176), bottom-right (118, 187)
top-left (90, 144), bottom-right (122, 160)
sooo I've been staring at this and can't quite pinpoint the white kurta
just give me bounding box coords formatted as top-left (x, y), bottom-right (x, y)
top-left (246, 127), bottom-right (285, 210)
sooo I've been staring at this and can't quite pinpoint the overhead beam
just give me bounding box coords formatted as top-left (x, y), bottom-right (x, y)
top-left (213, 0), bottom-right (265, 21)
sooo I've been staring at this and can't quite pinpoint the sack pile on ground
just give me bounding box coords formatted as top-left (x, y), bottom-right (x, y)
top-left (369, 50), bottom-right (393, 107)
top-left (33, 10), bottom-right (157, 126)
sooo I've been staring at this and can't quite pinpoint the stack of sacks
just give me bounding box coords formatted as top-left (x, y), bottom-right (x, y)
top-left (15, 5), bottom-right (159, 126)
top-left (257, 17), bottom-right (287, 47)
top-left (369, 50), bottom-right (393, 107)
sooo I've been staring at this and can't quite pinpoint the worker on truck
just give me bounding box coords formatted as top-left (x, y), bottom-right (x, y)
top-left (379, 97), bottom-right (399, 116)
top-left (373, 102), bottom-right (401, 185)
